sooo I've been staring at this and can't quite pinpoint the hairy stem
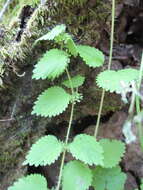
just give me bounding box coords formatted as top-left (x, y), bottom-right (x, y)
top-left (94, 0), bottom-right (115, 137)
top-left (56, 69), bottom-right (75, 190)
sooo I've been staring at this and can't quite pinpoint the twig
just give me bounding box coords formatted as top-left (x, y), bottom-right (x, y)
top-left (0, 0), bottom-right (13, 22)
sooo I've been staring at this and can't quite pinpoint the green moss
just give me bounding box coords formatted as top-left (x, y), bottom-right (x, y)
top-left (0, 0), bottom-right (40, 24)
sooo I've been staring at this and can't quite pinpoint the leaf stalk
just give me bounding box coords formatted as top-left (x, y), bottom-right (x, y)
top-left (56, 68), bottom-right (75, 190)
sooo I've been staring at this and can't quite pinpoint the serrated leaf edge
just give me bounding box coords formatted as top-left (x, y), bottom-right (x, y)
top-left (8, 174), bottom-right (48, 190)
top-left (77, 45), bottom-right (104, 68)
top-left (32, 49), bottom-right (70, 80)
top-left (23, 135), bottom-right (64, 166)
top-left (31, 86), bottom-right (72, 117)
top-left (67, 135), bottom-right (104, 166)
top-left (96, 69), bottom-right (139, 93)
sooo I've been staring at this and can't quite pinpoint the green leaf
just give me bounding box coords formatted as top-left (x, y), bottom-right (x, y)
top-left (92, 166), bottom-right (127, 190)
top-left (62, 75), bottom-right (85, 88)
top-left (55, 33), bottom-right (78, 56)
top-left (62, 160), bottom-right (92, 190)
top-left (8, 174), bottom-right (48, 190)
top-left (23, 135), bottom-right (63, 166)
top-left (96, 69), bottom-right (139, 93)
top-left (32, 86), bottom-right (71, 117)
top-left (32, 49), bottom-right (70, 80)
top-left (99, 139), bottom-right (125, 168)
top-left (68, 134), bottom-right (104, 165)
top-left (66, 36), bottom-right (78, 57)
top-left (77, 45), bottom-right (104, 67)
top-left (54, 32), bottom-right (70, 43)
top-left (35, 24), bottom-right (66, 44)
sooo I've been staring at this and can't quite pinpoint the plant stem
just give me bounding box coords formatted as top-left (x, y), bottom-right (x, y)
top-left (136, 52), bottom-right (143, 150)
top-left (94, 0), bottom-right (115, 137)
top-left (108, 0), bottom-right (115, 70)
top-left (0, 0), bottom-right (13, 22)
top-left (128, 82), bottom-right (136, 115)
top-left (94, 89), bottom-right (105, 137)
top-left (56, 69), bottom-right (75, 190)
top-left (138, 52), bottom-right (143, 89)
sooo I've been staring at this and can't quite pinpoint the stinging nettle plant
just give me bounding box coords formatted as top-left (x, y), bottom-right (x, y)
top-left (8, 24), bottom-right (128, 190)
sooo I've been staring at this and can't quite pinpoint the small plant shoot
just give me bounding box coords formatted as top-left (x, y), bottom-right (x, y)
top-left (8, 24), bottom-right (128, 190)
top-left (32, 24), bottom-right (105, 117)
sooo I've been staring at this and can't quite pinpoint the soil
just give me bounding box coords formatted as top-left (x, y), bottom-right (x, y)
top-left (0, 0), bottom-right (143, 189)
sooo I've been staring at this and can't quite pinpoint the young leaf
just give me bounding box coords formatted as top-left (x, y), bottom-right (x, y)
top-left (62, 160), bottom-right (92, 190)
top-left (55, 33), bottom-right (78, 56)
top-left (32, 49), bottom-right (70, 80)
top-left (23, 135), bottom-right (63, 166)
top-left (71, 92), bottom-right (83, 103)
top-left (32, 86), bottom-right (71, 117)
top-left (92, 166), bottom-right (127, 190)
top-left (99, 139), bottom-right (125, 168)
top-left (54, 32), bottom-right (70, 43)
top-left (77, 45), bottom-right (104, 67)
top-left (62, 75), bottom-right (85, 88)
top-left (68, 134), bottom-right (104, 165)
top-left (35, 24), bottom-right (66, 44)
top-left (8, 174), bottom-right (48, 190)
top-left (66, 36), bottom-right (78, 57)
top-left (96, 69), bottom-right (139, 93)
